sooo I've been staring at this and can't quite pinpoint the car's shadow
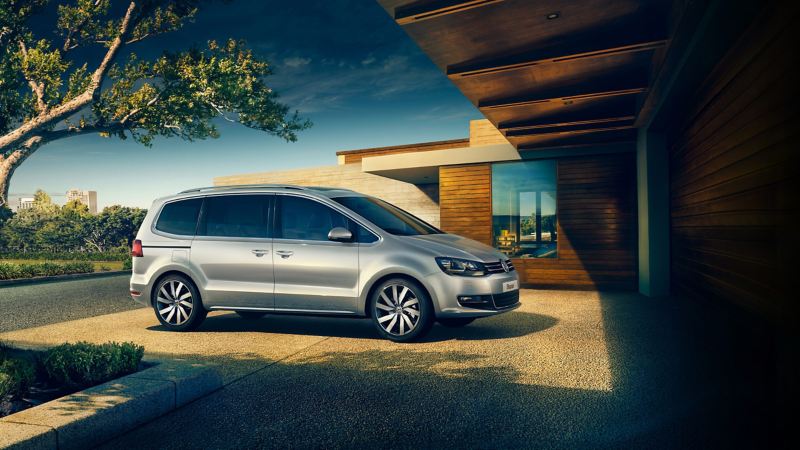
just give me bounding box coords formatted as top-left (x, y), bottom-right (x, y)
top-left (147, 310), bottom-right (558, 342)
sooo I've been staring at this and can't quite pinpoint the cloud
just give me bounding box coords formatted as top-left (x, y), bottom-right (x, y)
top-left (267, 52), bottom-right (449, 114)
top-left (283, 56), bottom-right (312, 68)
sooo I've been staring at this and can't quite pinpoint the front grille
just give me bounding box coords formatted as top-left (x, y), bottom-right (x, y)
top-left (492, 290), bottom-right (520, 309)
top-left (485, 259), bottom-right (515, 274)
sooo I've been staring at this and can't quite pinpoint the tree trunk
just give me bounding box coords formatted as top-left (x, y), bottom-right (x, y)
top-left (0, 136), bottom-right (43, 208)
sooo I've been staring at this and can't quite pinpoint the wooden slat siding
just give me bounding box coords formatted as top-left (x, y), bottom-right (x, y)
top-left (666, 5), bottom-right (800, 321)
top-left (440, 155), bottom-right (637, 290)
top-left (337, 138), bottom-right (469, 164)
top-left (439, 164), bottom-right (493, 245)
top-left (515, 153), bottom-right (638, 289)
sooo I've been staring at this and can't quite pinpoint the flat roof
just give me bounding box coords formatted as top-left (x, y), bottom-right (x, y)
top-left (335, 138), bottom-right (468, 156)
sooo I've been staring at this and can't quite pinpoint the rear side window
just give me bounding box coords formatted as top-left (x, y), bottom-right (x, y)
top-left (155, 198), bottom-right (202, 236)
top-left (198, 195), bottom-right (270, 238)
top-left (277, 196), bottom-right (349, 241)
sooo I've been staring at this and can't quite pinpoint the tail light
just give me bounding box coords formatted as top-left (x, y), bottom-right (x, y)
top-left (131, 239), bottom-right (143, 257)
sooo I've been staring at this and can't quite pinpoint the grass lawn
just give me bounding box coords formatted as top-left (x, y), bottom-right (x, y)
top-left (0, 259), bottom-right (125, 272)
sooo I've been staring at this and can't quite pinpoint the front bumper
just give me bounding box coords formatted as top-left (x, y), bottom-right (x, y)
top-left (425, 269), bottom-right (521, 318)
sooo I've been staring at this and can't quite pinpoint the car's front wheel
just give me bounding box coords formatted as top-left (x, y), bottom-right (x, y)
top-left (370, 278), bottom-right (434, 342)
top-left (153, 274), bottom-right (207, 331)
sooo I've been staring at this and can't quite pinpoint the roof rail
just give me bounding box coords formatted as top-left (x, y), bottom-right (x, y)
top-left (178, 184), bottom-right (307, 194)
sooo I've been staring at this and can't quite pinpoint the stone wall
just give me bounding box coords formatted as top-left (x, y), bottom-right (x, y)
top-left (214, 163), bottom-right (440, 227)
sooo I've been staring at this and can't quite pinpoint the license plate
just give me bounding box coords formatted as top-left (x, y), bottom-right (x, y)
top-left (502, 280), bottom-right (518, 292)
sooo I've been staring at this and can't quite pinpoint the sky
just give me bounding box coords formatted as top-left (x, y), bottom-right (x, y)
top-left (9, 0), bottom-right (481, 209)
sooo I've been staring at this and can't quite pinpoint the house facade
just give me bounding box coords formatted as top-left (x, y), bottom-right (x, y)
top-left (216, 119), bottom-right (637, 290)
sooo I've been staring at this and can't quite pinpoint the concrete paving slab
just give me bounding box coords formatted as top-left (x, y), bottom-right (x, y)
top-left (1, 377), bottom-right (173, 450)
top-left (128, 361), bottom-right (223, 407)
top-left (0, 421), bottom-right (55, 450)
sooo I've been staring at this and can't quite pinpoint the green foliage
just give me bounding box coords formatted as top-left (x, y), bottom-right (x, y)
top-left (41, 341), bottom-right (144, 388)
top-left (0, 356), bottom-right (36, 399)
top-left (0, 249), bottom-right (127, 261)
top-left (0, 202), bottom-right (146, 253)
top-left (94, 39), bottom-right (310, 146)
top-left (2, 0), bottom-right (309, 158)
top-left (0, 260), bottom-right (94, 280)
top-left (121, 258), bottom-right (132, 270)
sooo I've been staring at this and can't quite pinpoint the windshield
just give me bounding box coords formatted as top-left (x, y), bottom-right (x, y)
top-left (332, 196), bottom-right (442, 236)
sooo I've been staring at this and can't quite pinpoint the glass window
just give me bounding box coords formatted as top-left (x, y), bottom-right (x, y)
top-left (198, 195), bottom-right (269, 238)
top-left (332, 196), bottom-right (440, 236)
top-left (277, 196), bottom-right (349, 241)
top-left (492, 160), bottom-right (557, 258)
top-left (155, 198), bottom-right (203, 236)
top-left (355, 224), bottom-right (379, 243)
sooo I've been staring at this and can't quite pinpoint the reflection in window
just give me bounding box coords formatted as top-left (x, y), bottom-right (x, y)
top-left (492, 160), bottom-right (557, 258)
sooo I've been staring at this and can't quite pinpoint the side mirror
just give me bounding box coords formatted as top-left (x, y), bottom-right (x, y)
top-left (328, 227), bottom-right (353, 243)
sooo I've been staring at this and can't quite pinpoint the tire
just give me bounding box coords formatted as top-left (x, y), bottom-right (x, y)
top-left (236, 311), bottom-right (266, 320)
top-left (152, 274), bottom-right (207, 331)
top-left (370, 277), bottom-right (434, 342)
top-left (438, 317), bottom-right (475, 328)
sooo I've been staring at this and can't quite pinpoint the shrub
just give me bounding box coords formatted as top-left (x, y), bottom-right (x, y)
top-left (122, 259), bottom-right (132, 270)
top-left (0, 358), bottom-right (36, 399)
top-left (41, 342), bottom-right (144, 388)
top-left (0, 250), bottom-right (128, 261)
top-left (0, 261), bottom-right (95, 280)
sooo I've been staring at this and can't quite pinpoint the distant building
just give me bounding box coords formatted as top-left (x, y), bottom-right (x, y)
top-left (65, 189), bottom-right (98, 214)
top-left (17, 197), bottom-right (35, 211)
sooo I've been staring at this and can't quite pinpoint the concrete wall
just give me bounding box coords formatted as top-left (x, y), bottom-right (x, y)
top-left (214, 163), bottom-right (441, 227)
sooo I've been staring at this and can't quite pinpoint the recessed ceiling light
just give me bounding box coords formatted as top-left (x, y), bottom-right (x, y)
top-left (546, 12), bottom-right (560, 20)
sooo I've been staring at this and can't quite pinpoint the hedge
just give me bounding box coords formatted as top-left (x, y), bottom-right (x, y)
top-left (41, 341), bottom-right (144, 388)
top-left (0, 358), bottom-right (35, 399)
top-left (0, 261), bottom-right (94, 280)
top-left (0, 250), bottom-right (128, 261)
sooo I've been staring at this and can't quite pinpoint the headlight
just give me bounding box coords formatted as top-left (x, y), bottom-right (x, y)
top-left (435, 257), bottom-right (487, 277)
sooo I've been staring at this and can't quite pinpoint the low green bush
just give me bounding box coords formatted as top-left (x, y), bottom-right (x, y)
top-left (0, 261), bottom-right (94, 280)
top-left (0, 358), bottom-right (36, 399)
top-left (0, 249), bottom-right (128, 261)
top-left (122, 259), bottom-right (132, 270)
top-left (41, 341), bottom-right (144, 388)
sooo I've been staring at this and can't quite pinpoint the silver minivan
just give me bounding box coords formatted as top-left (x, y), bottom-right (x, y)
top-left (129, 185), bottom-right (519, 342)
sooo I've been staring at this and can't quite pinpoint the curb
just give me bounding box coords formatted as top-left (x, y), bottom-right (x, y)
top-left (0, 360), bottom-right (223, 450)
top-left (0, 270), bottom-right (131, 288)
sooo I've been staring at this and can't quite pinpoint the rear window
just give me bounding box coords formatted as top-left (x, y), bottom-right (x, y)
top-left (198, 195), bottom-right (270, 238)
top-left (155, 198), bottom-right (202, 236)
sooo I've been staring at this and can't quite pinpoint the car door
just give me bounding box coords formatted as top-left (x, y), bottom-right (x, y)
top-left (273, 194), bottom-right (359, 313)
top-left (190, 194), bottom-right (274, 309)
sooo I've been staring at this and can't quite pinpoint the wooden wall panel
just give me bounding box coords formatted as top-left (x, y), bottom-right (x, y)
top-left (514, 153), bottom-right (638, 290)
top-left (439, 164), bottom-right (492, 245)
top-left (439, 153), bottom-right (638, 290)
top-left (666, 8), bottom-right (799, 321)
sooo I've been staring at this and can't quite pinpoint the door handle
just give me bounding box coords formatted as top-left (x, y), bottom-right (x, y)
top-left (251, 249), bottom-right (269, 257)
top-left (275, 250), bottom-right (294, 259)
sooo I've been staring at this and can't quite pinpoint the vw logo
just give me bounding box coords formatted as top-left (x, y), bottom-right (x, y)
top-left (501, 260), bottom-right (509, 272)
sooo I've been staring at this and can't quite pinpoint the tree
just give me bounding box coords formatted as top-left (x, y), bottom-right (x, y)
top-left (0, 0), bottom-right (310, 207)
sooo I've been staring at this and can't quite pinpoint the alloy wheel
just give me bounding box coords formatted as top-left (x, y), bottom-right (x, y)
top-left (374, 283), bottom-right (421, 336)
top-left (156, 280), bottom-right (194, 326)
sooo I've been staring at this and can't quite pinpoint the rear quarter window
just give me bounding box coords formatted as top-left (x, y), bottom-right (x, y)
top-left (155, 198), bottom-right (203, 236)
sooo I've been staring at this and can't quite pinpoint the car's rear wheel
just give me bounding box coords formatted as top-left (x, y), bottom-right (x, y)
top-left (153, 274), bottom-right (207, 331)
top-left (370, 278), bottom-right (433, 342)
top-left (236, 311), bottom-right (266, 320)
top-left (438, 317), bottom-right (475, 327)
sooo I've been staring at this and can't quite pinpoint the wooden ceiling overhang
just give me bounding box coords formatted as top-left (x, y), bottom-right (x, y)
top-left (377, 0), bottom-right (674, 151)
